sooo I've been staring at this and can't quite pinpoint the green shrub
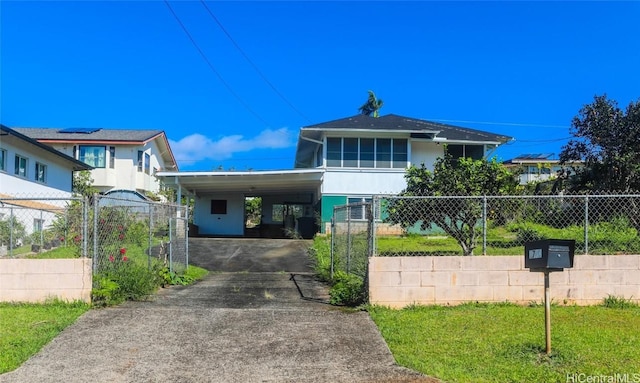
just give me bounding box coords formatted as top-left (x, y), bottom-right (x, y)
top-left (92, 261), bottom-right (160, 307)
top-left (329, 271), bottom-right (366, 306)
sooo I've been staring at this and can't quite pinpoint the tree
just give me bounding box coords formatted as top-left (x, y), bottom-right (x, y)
top-left (384, 152), bottom-right (520, 256)
top-left (73, 170), bottom-right (98, 198)
top-left (358, 90), bottom-right (384, 117)
top-left (560, 95), bottom-right (640, 192)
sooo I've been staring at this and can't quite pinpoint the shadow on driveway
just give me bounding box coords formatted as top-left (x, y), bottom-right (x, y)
top-left (0, 239), bottom-right (436, 383)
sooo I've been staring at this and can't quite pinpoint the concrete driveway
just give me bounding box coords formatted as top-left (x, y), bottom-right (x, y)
top-left (0, 238), bottom-right (435, 383)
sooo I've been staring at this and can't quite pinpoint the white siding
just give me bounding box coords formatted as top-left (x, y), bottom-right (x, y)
top-left (410, 140), bottom-right (443, 170)
top-left (194, 194), bottom-right (245, 236)
top-left (322, 169), bottom-right (407, 195)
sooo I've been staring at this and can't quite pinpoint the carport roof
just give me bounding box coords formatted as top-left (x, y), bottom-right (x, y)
top-left (157, 169), bottom-right (324, 196)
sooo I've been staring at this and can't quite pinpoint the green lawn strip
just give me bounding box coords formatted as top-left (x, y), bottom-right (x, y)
top-left (0, 300), bottom-right (90, 374)
top-left (369, 304), bottom-right (640, 383)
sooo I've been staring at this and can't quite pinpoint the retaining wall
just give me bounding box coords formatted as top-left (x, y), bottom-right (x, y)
top-left (369, 255), bottom-right (640, 308)
top-left (0, 258), bottom-right (92, 303)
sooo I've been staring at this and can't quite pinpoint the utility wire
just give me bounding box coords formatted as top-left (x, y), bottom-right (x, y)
top-left (163, 0), bottom-right (271, 127)
top-left (199, 0), bottom-right (312, 123)
top-left (426, 118), bottom-right (569, 129)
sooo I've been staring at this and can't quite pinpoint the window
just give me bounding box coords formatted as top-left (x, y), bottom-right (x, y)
top-left (326, 138), bottom-right (341, 167)
top-left (34, 218), bottom-right (44, 233)
top-left (315, 145), bottom-right (323, 167)
top-left (343, 138), bottom-right (358, 167)
top-left (144, 153), bottom-right (150, 175)
top-left (392, 139), bottom-right (408, 168)
top-left (0, 148), bottom-right (6, 171)
top-left (360, 138), bottom-right (374, 168)
top-left (376, 139), bottom-right (391, 168)
top-left (348, 197), bottom-right (372, 220)
top-left (210, 200), bottom-right (227, 214)
top-left (446, 144), bottom-right (484, 161)
top-left (325, 137), bottom-right (407, 169)
top-left (109, 146), bottom-right (116, 169)
top-left (78, 146), bottom-right (106, 168)
top-left (15, 155), bottom-right (27, 177)
top-left (137, 151), bottom-right (143, 172)
top-left (35, 162), bottom-right (47, 183)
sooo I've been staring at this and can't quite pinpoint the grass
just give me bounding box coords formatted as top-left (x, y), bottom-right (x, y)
top-left (369, 302), bottom-right (640, 383)
top-left (0, 300), bottom-right (90, 374)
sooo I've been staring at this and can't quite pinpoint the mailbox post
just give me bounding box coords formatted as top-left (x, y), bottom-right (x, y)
top-left (524, 239), bottom-right (575, 354)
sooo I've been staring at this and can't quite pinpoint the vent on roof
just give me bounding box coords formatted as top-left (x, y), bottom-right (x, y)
top-left (58, 128), bottom-right (101, 134)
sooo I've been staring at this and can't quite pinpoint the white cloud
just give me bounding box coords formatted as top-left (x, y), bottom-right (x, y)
top-left (169, 127), bottom-right (295, 164)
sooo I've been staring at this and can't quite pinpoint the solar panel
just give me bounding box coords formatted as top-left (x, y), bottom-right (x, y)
top-left (58, 127), bottom-right (101, 134)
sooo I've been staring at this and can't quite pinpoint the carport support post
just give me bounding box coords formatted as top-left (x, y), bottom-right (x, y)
top-left (544, 270), bottom-right (551, 355)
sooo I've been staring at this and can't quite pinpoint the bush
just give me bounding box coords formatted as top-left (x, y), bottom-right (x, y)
top-left (329, 271), bottom-right (366, 306)
top-left (92, 261), bottom-right (161, 307)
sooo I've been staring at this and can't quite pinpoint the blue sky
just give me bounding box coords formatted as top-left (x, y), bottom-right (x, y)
top-left (2, 1), bottom-right (639, 171)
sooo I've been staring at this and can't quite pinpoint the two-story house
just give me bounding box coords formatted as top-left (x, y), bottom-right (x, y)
top-left (158, 114), bottom-right (511, 238)
top-left (12, 127), bottom-right (178, 196)
top-left (503, 153), bottom-right (583, 185)
top-left (0, 125), bottom-right (92, 250)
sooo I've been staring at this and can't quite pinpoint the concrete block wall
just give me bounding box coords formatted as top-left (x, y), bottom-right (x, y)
top-left (0, 259), bottom-right (92, 303)
top-left (369, 255), bottom-right (640, 308)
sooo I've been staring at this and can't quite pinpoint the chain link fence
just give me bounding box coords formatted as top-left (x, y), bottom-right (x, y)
top-left (92, 194), bottom-right (188, 278)
top-left (330, 202), bottom-right (373, 279)
top-left (0, 193), bottom-right (189, 277)
top-left (373, 194), bottom-right (640, 256)
top-left (0, 194), bottom-right (88, 258)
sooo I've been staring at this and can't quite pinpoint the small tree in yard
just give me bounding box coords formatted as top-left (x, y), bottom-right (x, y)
top-left (385, 152), bottom-right (520, 256)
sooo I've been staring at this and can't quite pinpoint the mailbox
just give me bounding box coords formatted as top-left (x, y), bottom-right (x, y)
top-left (524, 239), bottom-right (575, 271)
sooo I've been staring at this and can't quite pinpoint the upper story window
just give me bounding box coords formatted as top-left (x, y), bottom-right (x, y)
top-left (15, 154), bottom-right (28, 177)
top-left (35, 162), bottom-right (47, 183)
top-left (446, 144), bottom-right (484, 161)
top-left (326, 137), bottom-right (408, 169)
top-left (137, 151), bottom-right (143, 172)
top-left (144, 153), bottom-right (150, 175)
top-left (78, 146), bottom-right (106, 168)
top-left (109, 146), bottom-right (116, 169)
top-left (0, 148), bottom-right (6, 171)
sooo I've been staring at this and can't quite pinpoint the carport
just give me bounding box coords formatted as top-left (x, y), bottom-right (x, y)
top-left (157, 169), bottom-right (324, 238)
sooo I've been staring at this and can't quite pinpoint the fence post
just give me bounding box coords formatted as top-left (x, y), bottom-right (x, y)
top-left (369, 199), bottom-right (375, 258)
top-left (185, 204), bottom-right (189, 268)
top-left (148, 205), bottom-right (153, 270)
top-left (92, 194), bottom-right (99, 275)
top-left (482, 196), bottom-right (487, 256)
top-left (330, 215), bottom-right (335, 279)
top-left (346, 206), bottom-right (352, 275)
top-left (169, 211), bottom-right (174, 274)
top-left (9, 207), bottom-right (14, 257)
top-left (82, 197), bottom-right (88, 258)
top-left (584, 195), bottom-right (589, 255)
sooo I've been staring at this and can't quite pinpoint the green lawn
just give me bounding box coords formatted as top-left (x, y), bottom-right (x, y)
top-left (0, 300), bottom-right (90, 374)
top-left (369, 303), bottom-right (640, 383)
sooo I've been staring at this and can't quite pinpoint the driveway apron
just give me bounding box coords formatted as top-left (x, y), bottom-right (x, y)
top-left (1, 238), bottom-right (432, 383)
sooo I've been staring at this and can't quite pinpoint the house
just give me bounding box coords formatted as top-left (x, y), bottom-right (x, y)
top-left (157, 114), bottom-right (511, 238)
top-left (503, 153), bottom-right (582, 185)
top-left (0, 125), bottom-right (92, 250)
top-left (12, 127), bottom-right (178, 196)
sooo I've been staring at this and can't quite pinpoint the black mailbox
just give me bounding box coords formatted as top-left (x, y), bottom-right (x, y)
top-left (525, 239), bottom-right (575, 271)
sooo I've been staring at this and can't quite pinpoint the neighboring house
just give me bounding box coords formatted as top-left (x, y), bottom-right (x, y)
top-left (0, 125), bottom-right (92, 249)
top-left (158, 114), bottom-right (511, 238)
top-left (503, 153), bottom-right (582, 185)
top-left (12, 127), bottom-right (178, 195)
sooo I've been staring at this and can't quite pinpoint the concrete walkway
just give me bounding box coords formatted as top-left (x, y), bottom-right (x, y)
top-left (0, 239), bottom-right (435, 383)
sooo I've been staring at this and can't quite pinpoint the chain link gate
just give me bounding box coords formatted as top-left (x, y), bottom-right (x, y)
top-left (330, 202), bottom-right (373, 280)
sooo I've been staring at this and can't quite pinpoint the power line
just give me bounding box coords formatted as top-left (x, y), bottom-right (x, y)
top-left (426, 118), bottom-right (569, 129)
top-left (163, 0), bottom-right (271, 127)
top-left (199, 0), bottom-right (312, 124)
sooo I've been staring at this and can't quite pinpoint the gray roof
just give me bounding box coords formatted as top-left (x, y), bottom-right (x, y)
top-left (0, 125), bottom-right (92, 171)
top-left (12, 127), bottom-right (164, 143)
top-left (295, 114), bottom-right (513, 168)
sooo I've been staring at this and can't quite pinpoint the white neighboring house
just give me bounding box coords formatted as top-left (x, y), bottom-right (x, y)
top-left (503, 154), bottom-right (583, 185)
top-left (0, 125), bottom-right (92, 250)
top-left (13, 127), bottom-right (178, 196)
top-left (158, 114), bottom-right (512, 237)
